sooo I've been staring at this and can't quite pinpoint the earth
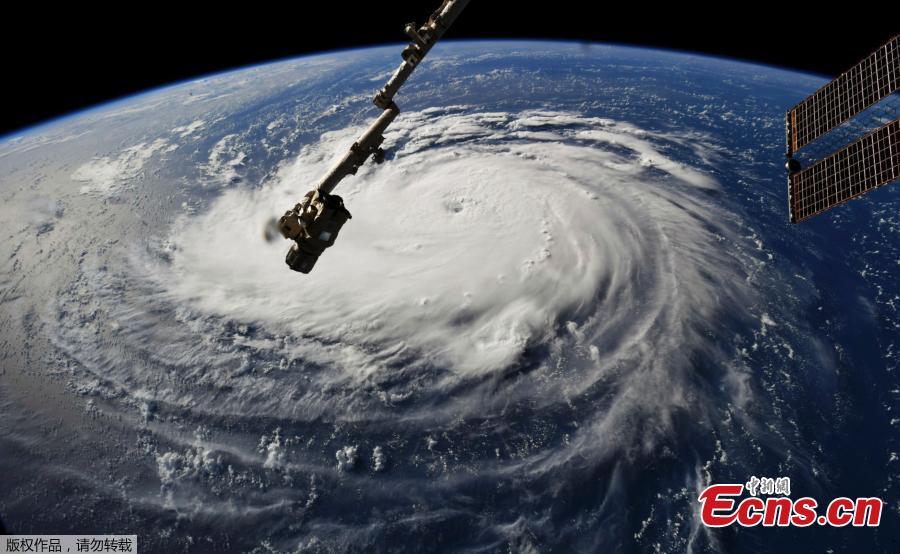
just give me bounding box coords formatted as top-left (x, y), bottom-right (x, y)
top-left (0, 41), bottom-right (898, 553)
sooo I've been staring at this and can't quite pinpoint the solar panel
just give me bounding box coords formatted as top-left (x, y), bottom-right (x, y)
top-left (785, 35), bottom-right (900, 222)
top-left (787, 35), bottom-right (899, 155)
top-left (789, 118), bottom-right (899, 222)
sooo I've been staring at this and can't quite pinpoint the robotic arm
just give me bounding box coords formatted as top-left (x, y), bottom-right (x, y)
top-left (276, 0), bottom-right (472, 273)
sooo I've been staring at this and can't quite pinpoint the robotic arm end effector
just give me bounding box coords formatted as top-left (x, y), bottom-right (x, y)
top-left (278, 190), bottom-right (353, 273)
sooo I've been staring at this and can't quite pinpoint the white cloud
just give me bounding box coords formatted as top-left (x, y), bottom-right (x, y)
top-left (171, 119), bottom-right (206, 138)
top-left (72, 138), bottom-right (170, 196)
top-left (202, 134), bottom-right (247, 186)
top-left (336, 445), bottom-right (358, 472)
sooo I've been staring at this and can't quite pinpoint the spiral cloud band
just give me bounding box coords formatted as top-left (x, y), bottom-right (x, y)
top-left (151, 107), bottom-right (754, 431)
top-left (41, 107), bottom-right (768, 549)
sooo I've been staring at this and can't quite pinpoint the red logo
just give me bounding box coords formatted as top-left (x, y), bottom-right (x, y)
top-left (698, 482), bottom-right (882, 528)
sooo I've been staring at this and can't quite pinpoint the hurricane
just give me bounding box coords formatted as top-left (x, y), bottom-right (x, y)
top-left (46, 106), bottom-right (779, 551)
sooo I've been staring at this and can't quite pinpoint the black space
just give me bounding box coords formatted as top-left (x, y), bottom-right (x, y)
top-left (1, 2), bottom-right (896, 136)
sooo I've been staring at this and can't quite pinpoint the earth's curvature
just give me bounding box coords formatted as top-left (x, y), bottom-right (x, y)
top-left (0, 41), bottom-right (898, 553)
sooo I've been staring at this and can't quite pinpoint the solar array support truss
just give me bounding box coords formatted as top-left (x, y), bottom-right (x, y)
top-left (786, 34), bottom-right (900, 223)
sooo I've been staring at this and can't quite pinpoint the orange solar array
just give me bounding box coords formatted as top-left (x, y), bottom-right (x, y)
top-left (789, 118), bottom-right (899, 222)
top-left (787, 35), bottom-right (899, 156)
top-left (786, 35), bottom-right (899, 223)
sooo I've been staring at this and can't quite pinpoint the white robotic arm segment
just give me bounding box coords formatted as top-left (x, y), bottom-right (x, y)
top-left (374, 0), bottom-right (472, 110)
